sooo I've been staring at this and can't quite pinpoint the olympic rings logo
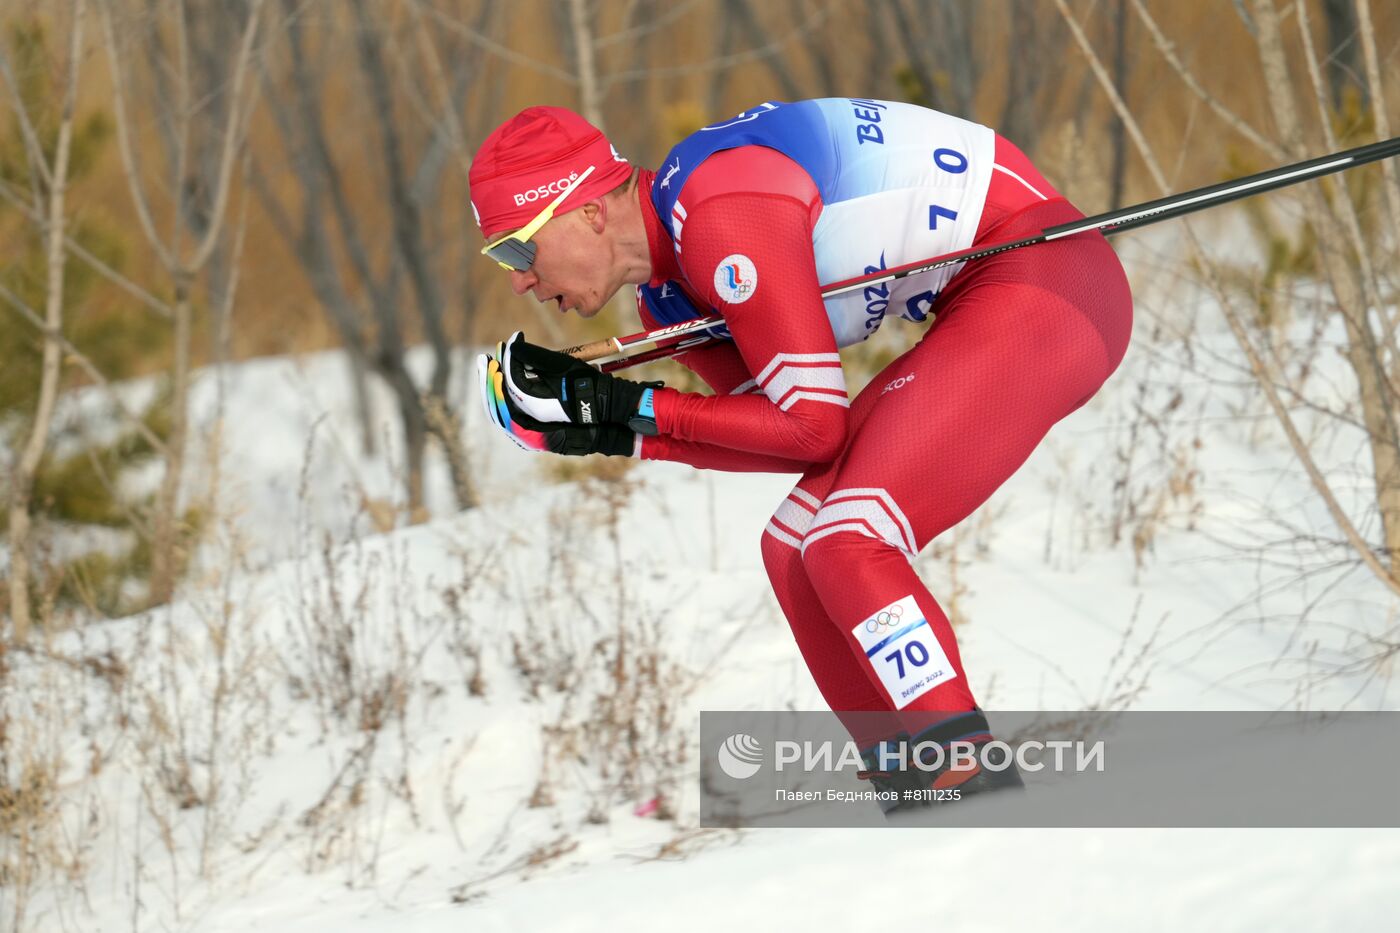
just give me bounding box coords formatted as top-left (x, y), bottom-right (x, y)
top-left (865, 604), bottom-right (904, 633)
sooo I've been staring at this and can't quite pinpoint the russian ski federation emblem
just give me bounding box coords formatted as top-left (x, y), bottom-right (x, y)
top-left (714, 254), bottom-right (758, 304)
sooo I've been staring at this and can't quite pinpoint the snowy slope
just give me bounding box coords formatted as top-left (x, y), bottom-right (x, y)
top-left (9, 235), bottom-right (1400, 931)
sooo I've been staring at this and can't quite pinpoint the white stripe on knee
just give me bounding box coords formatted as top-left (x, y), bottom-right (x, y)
top-left (801, 487), bottom-right (917, 561)
top-left (764, 487), bottom-right (821, 551)
top-left (754, 352), bottom-right (850, 411)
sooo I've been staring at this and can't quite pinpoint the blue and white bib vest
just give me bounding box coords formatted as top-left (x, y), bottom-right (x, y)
top-left (639, 98), bottom-right (994, 348)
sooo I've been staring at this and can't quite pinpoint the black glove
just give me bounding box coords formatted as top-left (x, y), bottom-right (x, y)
top-left (499, 331), bottom-right (660, 431)
top-left (540, 422), bottom-right (636, 457)
top-left (478, 352), bottom-right (636, 457)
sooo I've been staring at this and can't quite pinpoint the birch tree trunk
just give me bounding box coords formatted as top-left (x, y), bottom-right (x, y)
top-left (100, 0), bottom-right (266, 607)
top-left (1057, 0), bottom-right (1400, 597)
top-left (568, 0), bottom-right (605, 130)
top-left (6, 0), bottom-right (84, 643)
top-left (1249, 0), bottom-right (1400, 573)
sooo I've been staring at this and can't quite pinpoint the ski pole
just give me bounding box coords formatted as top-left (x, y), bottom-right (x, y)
top-left (561, 133), bottom-right (1400, 372)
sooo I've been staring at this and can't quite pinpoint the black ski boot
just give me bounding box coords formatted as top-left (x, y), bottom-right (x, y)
top-left (857, 710), bottom-right (1025, 818)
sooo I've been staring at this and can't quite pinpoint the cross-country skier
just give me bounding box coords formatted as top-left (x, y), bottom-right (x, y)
top-left (472, 99), bottom-right (1133, 812)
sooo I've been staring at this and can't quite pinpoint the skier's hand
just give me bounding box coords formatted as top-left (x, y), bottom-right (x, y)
top-left (498, 331), bottom-right (660, 429)
top-left (477, 352), bottom-right (636, 457)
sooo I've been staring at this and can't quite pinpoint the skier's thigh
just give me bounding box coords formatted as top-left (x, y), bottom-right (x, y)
top-left (832, 282), bottom-right (1112, 549)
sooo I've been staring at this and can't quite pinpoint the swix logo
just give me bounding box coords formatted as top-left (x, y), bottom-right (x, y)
top-left (514, 170), bottom-right (581, 206)
top-left (579, 400), bottom-right (593, 423)
top-left (661, 157), bottom-right (681, 189)
top-left (647, 320), bottom-right (702, 339)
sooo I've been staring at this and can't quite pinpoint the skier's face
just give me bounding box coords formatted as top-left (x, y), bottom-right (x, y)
top-left (499, 200), bottom-right (621, 319)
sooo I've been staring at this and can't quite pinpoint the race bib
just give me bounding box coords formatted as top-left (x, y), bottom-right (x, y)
top-left (853, 594), bottom-right (958, 708)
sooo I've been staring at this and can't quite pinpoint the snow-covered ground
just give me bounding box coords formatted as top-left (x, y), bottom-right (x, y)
top-left (7, 230), bottom-right (1400, 931)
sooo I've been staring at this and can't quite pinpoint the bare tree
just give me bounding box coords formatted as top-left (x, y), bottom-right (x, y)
top-left (2, 0), bottom-right (85, 642)
top-left (1054, 0), bottom-right (1400, 602)
top-left (1320, 0), bottom-right (1365, 111)
top-left (255, 0), bottom-right (479, 516)
top-left (1000, 1), bottom-right (1071, 155)
top-left (137, 0), bottom-right (253, 367)
top-left (1268, 0), bottom-right (1400, 568)
top-left (567, 0), bottom-right (606, 127)
top-left (705, 0), bottom-right (739, 116)
top-left (883, 0), bottom-right (978, 116)
top-left (1352, 0), bottom-right (1400, 249)
top-left (99, 0), bottom-right (266, 606)
top-left (427, 0), bottom-right (838, 138)
top-left (1106, 0), bottom-right (1132, 209)
top-left (874, 0), bottom-right (1069, 155)
top-left (714, 0), bottom-right (806, 101)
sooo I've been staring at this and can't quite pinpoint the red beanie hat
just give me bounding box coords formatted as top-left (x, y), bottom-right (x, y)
top-left (469, 106), bottom-right (632, 239)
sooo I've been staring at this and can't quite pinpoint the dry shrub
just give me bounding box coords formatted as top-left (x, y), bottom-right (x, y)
top-left (503, 469), bottom-right (696, 825)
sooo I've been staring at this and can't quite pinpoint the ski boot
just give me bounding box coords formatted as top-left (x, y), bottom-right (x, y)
top-left (857, 709), bottom-right (1024, 817)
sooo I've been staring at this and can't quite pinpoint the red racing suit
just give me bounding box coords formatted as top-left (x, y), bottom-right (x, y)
top-left (632, 100), bottom-right (1132, 745)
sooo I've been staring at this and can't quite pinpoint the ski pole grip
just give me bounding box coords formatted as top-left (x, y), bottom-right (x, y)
top-left (560, 337), bottom-right (620, 362)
